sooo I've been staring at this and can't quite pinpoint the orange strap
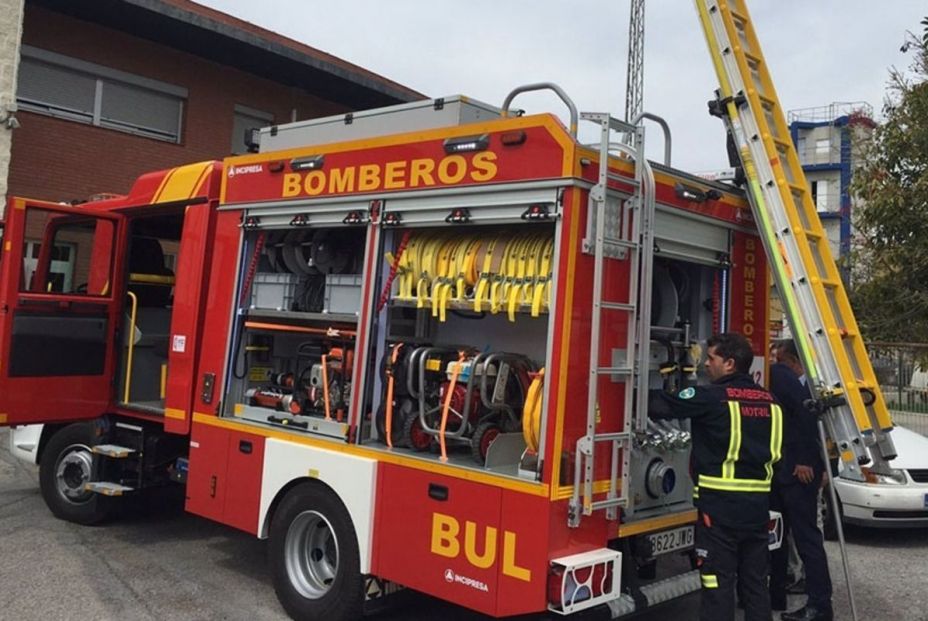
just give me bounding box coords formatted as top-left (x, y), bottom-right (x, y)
top-left (321, 354), bottom-right (331, 421)
top-left (439, 351), bottom-right (466, 462)
top-left (385, 343), bottom-right (404, 448)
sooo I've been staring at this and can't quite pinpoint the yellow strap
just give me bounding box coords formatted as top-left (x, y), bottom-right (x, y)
top-left (473, 237), bottom-right (499, 312)
top-left (537, 237), bottom-right (554, 315)
top-left (384, 343), bottom-right (404, 448)
top-left (439, 352), bottom-right (467, 462)
top-left (321, 354), bottom-right (331, 421)
top-left (521, 368), bottom-right (545, 452)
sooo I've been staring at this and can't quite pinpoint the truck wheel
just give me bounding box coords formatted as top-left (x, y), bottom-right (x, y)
top-left (39, 422), bottom-right (111, 525)
top-left (270, 483), bottom-right (363, 621)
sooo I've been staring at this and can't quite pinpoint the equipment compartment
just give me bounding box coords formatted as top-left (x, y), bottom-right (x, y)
top-left (362, 223), bottom-right (556, 481)
top-left (223, 224), bottom-right (366, 434)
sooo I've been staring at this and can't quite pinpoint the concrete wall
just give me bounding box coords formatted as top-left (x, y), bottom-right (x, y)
top-left (0, 0), bottom-right (24, 218)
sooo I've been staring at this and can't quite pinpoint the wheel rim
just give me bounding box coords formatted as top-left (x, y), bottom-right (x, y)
top-left (409, 419), bottom-right (431, 451)
top-left (285, 510), bottom-right (339, 599)
top-left (55, 443), bottom-right (93, 504)
top-left (480, 428), bottom-right (500, 459)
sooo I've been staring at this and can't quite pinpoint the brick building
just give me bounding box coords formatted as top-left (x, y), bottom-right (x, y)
top-left (8, 0), bottom-right (422, 206)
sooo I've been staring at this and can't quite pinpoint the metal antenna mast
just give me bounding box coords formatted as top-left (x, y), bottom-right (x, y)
top-left (625, 0), bottom-right (645, 122)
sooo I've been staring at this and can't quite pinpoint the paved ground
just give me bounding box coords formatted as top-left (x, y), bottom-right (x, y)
top-left (1, 428), bottom-right (926, 621)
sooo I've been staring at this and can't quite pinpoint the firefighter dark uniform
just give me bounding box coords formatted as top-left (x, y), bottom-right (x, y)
top-left (649, 372), bottom-right (783, 621)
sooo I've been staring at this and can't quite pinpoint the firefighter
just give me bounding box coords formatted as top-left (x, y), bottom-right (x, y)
top-left (649, 332), bottom-right (783, 621)
top-left (769, 340), bottom-right (833, 621)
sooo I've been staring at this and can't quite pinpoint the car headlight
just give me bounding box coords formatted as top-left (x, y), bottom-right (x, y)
top-left (861, 467), bottom-right (907, 485)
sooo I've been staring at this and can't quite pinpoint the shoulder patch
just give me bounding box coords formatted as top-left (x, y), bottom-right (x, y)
top-left (678, 387), bottom-right (696, 400)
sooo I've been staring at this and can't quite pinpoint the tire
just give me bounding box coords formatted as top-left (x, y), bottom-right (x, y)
top-left (470, 419), bottom-right (501, 465)
top-left (402, 410), bottom-right (433, 452)
top-left (39, 422), bottom-right (112, 525)
top-left (269, 483), bottom-right (363, 621)
top-left (821, 484), bottom-right (842, 541)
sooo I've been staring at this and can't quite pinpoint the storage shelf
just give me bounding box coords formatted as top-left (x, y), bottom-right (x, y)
top-left (247, 308), bottom-right (359, 325)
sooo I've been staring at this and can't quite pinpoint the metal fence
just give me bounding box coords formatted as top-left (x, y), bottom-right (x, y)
top-left (867, 342), bottom-right (928, 436)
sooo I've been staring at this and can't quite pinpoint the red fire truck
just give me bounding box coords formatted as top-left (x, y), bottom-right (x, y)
top-left (0, 85), bottom-right (770, 619)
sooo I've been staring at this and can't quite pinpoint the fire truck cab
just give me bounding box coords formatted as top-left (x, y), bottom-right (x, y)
top-left (0, 87), bottom-right (769, 619)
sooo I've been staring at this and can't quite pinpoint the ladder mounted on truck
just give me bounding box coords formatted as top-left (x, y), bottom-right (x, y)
top-left (695, 0), bottom-right (896, 478)
top-left (569, 111), bottom-right (657, 527)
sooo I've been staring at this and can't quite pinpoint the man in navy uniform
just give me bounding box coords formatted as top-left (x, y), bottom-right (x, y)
top-left (769, 340), bottom-right (833, 621)
top-left (650, 332), bottom-right (782, 621)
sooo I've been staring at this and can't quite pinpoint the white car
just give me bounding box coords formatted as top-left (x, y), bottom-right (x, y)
top-left (826, 425), bottom-right (928, 535)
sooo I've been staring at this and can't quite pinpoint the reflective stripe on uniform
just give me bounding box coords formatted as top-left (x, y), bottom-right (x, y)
top-left (765, 403), bottom-right (784, 481)
top-left (701, 574), bottom-right (719, 588)
top-left (698, 474), bottom-right (771, 492)
top-left (722, 401), bottom-right (742, 478)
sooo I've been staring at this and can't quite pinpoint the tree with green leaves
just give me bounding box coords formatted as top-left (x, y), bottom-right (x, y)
top-left (850, 18), bottom-right (928, 342)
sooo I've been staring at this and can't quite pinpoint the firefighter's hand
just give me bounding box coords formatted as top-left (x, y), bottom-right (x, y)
top-left (793, 464), bottom-right (815, 484)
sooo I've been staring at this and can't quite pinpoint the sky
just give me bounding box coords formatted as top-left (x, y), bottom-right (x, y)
top-left (198, 1), bottom-right (926, 172)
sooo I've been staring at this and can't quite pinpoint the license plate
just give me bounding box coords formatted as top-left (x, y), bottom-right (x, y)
top-left (646, 525), bottom-right (695, 556)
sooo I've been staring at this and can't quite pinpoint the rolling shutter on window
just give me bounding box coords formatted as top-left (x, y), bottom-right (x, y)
top-left (18, 58), bottom-right (95, 119)
top-left (100, 81), bottom-right (181, 140)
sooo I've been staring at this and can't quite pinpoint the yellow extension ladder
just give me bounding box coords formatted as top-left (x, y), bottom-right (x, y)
top-left (694, 0), bottom-right (896, 478)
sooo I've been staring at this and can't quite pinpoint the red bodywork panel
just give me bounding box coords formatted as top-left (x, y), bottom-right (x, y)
top-left (372, 464), bottom-right (548, 617)
top-left (185, 420), bottom-right (266, 535)
top-left (222, 118), bottom-right (569, 205)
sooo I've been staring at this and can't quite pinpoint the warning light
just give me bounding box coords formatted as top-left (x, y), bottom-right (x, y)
top-left (500, 131), bottom-right (527, 146)
top-left (443, 134), bottom-right (490, 154)
top-left (290, 155), bottom-right (325, 171)
top-left (521, 204), bottom-right (552, 220)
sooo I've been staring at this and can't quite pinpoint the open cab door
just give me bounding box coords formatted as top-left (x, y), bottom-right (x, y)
top-left (0, 199), bottom-right (124, 425)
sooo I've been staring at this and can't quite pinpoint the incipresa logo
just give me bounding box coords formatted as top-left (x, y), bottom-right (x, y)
top-left (228, 164), bottom-right (264, 177)
top-left (443, 569), bottom-right (489, 593)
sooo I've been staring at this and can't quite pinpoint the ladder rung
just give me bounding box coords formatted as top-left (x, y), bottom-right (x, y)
top-left (802, 229), bottom-right (822, 241)
top-left (601, 301), bottom-right (636, 312)
top-left (92, 444), bottom-right (136, 459)
top-left (788, 183), bottom-right (807, 196)
top-left (603, 238), bottom-right (637, 249)
top-left (608, 117), bottom-right (637, 134)
top-left (730, 9), bottom-right (749, 25)
top-left (596, 366), bottom-right (633, 376)
top-left (820, 279), bottom-right (841, 289)
top-left (773, 137), bottom-right (793, 152)
top-left (758, 95), bottom-right (778, 110)
top-left (591, 497), bottom-right (627, 511)
top-left (85, 482), bottom-right (134, 496)
top-left (607, 173), bottom-right (640, 187)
